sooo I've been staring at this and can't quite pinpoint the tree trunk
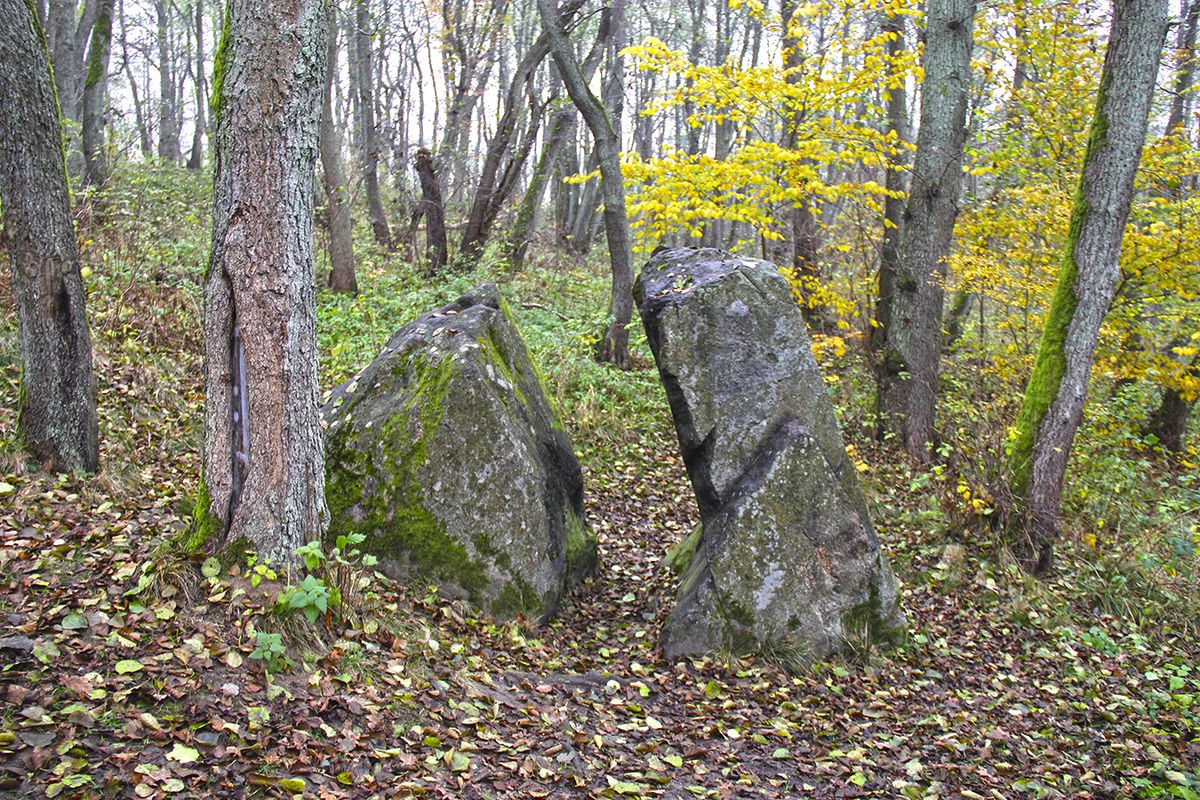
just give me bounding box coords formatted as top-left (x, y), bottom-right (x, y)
top-left (1006, 0), bottom-right (1167, 575)
top-left (156, 0), bottom-right (181, 163)
top-left (80, 0), bottom-right (114, 187)
top-left (413, 148), bottom-right (448, 274)
top-left (1167, 0), bottom-right (1200, 135)
top-left (780, 0), bottom-right (824, 327)
top-left (872, 7), bottom-right (909, 355)
top-left (186, 0), bottom-right (206, 169)
top-left (878, 0), bottom-right (976, 462)
top-left (1147, 354), bottom-right (1197, 453)
top-left (354, 0), bottom-right (391, 246)
top-left (0, 1), bottom-right (100, 473)
top-left (46, 0), bottom-right (82, 169)
top-left (199, 0), bottom-right (329, 563)
top-left (538, 0), bottom-right (633, 368)
top-left (320, 16), bottom-right (357, 295)
top-left (459, 24), bottom-right (557, 261)
top-left (508, 105), bottom-right (575, 270)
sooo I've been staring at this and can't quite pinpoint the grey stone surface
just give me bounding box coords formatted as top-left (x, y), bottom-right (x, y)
top-left (322, 284), bottom-right (598, 621)
top-left (635, 248), bottom-right (904, 663)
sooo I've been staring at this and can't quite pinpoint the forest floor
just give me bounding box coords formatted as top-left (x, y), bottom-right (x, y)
top-left (1, 180), bottom-right (1199, 798)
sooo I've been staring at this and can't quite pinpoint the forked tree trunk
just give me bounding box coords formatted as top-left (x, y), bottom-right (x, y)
top-left (0, 1), bottom-right (100, 473)
top-left (538, 0), bottom-right (633, 368)
top-left (199, 0), bottom-right (329, 563)
top-left (81, 0), bottom-right (115, 187)
top-left (1006, 0), bottom-right (1167, 575)
top-left (878, 0), bottom-right (976, 463)
top-left (320, 17), bottom-right (357, 294)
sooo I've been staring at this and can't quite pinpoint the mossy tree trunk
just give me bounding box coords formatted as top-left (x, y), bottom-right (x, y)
top-left (538, 0), bottom-right (634, 369)
top-left (1005, 0), bottom-right (1167, 575)
top-left (320, 14), bottom-right (357, 295)
top-left (80, 0), bottom-right (114, 188)
top-left (200, 0), bottom-right (329, 564)
top-left (0, 0), bottom-right (100, 473)
top-left (877, 0), bottom-right (976, 463)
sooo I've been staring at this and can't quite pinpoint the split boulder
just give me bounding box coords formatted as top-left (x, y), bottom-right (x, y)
top-left (635, 248), bottom-right (904, 663)
top-left (323, 285), bottom-right (598, 621)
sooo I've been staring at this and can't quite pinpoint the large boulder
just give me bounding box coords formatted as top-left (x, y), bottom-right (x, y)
top-left (322, 285), bottom-right (598, 621)
top-left (635, 248), bottom-right (904, 663)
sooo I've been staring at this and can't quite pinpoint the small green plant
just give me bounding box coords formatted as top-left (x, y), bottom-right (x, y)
top-left (277, 574), bottom-right (337, 624)
top-left (248, 631), bottom-right (290, 673)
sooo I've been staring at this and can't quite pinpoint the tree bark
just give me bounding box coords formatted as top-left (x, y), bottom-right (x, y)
top-left (878, 0), bottom-right (976, 462)
top-left (320, 15), bottom-right (357, 294)
top-left (1006, 0), bottom-right (1167, 575)
top-left (413, 148), bottom-right (448, 274)
top-left (80, 0), bottom-right (114, 187)
top-left (0, 0), bottom-right (100, 473)
top-left (200, 0), bottom-right (329, 563)
top-left (538, 0), bottom-right (633, 368)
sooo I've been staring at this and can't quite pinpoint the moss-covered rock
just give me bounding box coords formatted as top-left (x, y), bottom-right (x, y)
top-left (323, 284), bottom-right (598, 622)
top-left (635, 249), bottom-right (904, 666)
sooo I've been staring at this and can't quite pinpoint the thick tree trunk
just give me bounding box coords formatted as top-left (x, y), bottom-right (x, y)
top-left (0, 1), bottom-right (100, 473)
top-left (80, 0), bottom-right (114, 187)
top-left (539, 0), bottom-right (633, 368)
top-left (1147, 358), bottom-right (1196, 453)
top-left (200, 0), bottom-right (329, 563)
top-left (878, 0), bottom-right (976, 462)
top-left (354, 0), bottom-right (391, 246)
top-left (872, 7), bottom-right (909, 355)
top-left (1006, 0), bottom-right (1167, 575)
top-left (413, 148), bottom-right (448, 274)
top-left (320, 17), bottom-right (357, 295)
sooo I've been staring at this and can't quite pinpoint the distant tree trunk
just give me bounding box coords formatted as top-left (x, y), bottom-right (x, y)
top-left (80, 0), bottom-right (114, 187)
top-left (354, 0), bottom-right (391, 246)
top-left (321, 16), bottom-right (357, 295)
top-left (156, 0), bottom-right (181, 163)
top-left (459, 20), bottom-right (561, 261)
top-left (0, 1), bottom-right (100, 473)
top-left (1006, 0), bottom-right (1167, 575)
top-left (186, 0), bottom-right (206, 169)
top-left (1147, 352), bottom-right (1198, 452)
top-left (878, 0), bottom-right (976, 462)
top-left (1168, 0), bottom-right (1200, 135)
top-left (413, 148), bottom-right (448, 274)
top-left (539, 0), bottom-right (633, 368)
top-left (780, 0), bottom-right (823, 326)
top-left (508, 34), bottom-right (606, 271)
top-left (199, 0), bottom-right (329, 563)
top-left (46, 0), bottom-right (83, 172)
top-left (119, 3), bottom-right (153, 157)
top-left (872, 7), bottom-right (909, 355)
top-left (508, 105), bottom-right (575, 270)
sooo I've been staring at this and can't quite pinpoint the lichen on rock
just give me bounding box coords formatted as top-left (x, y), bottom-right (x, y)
top-left (323, 284), bottom-right (598, 621)
top-left (635, 248), bottom-right (904, 666)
